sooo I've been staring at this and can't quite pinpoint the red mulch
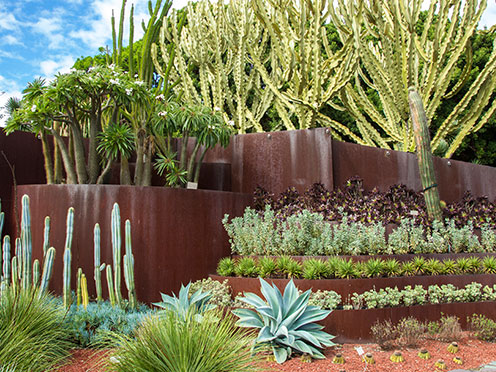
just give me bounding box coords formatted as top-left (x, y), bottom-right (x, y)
top-left (58, 335), bottom-right (496, 372)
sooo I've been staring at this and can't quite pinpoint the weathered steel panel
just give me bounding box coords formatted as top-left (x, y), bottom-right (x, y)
top-left (16, 185), bottom-right (252, 303)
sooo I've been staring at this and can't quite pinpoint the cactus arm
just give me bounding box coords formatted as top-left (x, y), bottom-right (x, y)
top-left (39, 247), bottom-right (55, 295)
top-left (2, 236), bottom-right (11, 286)
top-left (81, 273), bottom-right (89, 310)
top-left (408, 86), bottom-right (442, 221)
top-left (15, 238), bottom-right (21, 280)
top-left (63, 247), bottom-right (72, 308)
top-left (76, 267), bottom-right (82, 307)
top-left (21, 195), bottom-right (32, 289)
top-left (43, 216), bottom-right (50, 258)
top-left (11, 257), bottom-right (18, 294)
top-left (124, 219), bottom-right (137, 309)
top-left (32, 259), bottom-right (40, 289)
top-left (106, 265), bottom-right (116, 307)
top-left (94, 223), bottom-right (104, 302)
top-left (111, 203), bottom-right (122, 307)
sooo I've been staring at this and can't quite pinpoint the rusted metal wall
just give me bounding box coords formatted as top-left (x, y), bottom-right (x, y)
top-left (0, 131), bottom-right (46, 237)
top-left (332, 140), bottom-right (496, 203)
top-left (17, 185), bottom-right (252, 303)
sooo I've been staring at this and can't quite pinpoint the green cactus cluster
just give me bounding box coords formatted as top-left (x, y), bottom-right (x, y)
top-left (0, 195), bottom-right (137, 310)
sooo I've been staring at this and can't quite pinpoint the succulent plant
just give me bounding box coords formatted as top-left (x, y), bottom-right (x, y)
top-left (447, 341), bottom-right (459, 353)
top-left (390, 351), bottom-right (404, 363)
top-left (332, 353), bottom-right (345, 364)
top-left (257, 257), bottom-right (277, 278)
top-left (417, 349), bottom-right (430, 360)
top-left (153, 282), bottom-right (216, 321)
top-left (302, 259), bottom-right (331, 280)
top-left (234, 257), bottom-right (259, 278)
top-left (216, 257), bottom-right (235, 277)
top-left (233, 278), bottom-right (334, 363)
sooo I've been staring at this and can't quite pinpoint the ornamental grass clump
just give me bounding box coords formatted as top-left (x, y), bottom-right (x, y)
top-left (233, 278), bottom-right (335, 363)
top-left (107, 308), bottom-right (262, 372)
top-left (0, 287), bottom-right (73, 372)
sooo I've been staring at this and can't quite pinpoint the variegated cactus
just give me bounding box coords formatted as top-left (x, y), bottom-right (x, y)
top-left (153, 0), bottom-right (275, 133)
top-left (330, 0), bottom-right (496, 155)
top-left (250, 0), bottom-right (358, 133)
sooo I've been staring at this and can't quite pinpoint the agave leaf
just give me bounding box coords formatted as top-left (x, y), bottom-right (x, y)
top-left (274, 325), bottom-right (289, 339)
top-left (257, 306), bottom-right (277, 321)
top-left (239, 292), bottom-right (267, 308)
top-left (298, 322), bottom-right (324, 332)
top-left (273, 346), bottom-right (289, 364)
top-left (232, 308), bottom-right (265, 328)
top-left (282, 279), bottom-right (299, 311)
top-left (280, 302), bottom-right (307, 330)
top-left (290, 329), bottom-right (323, 348)
top-left (259, 278), bottom-right (283, 321)
top-left (292, 307), bottom-right (330, 329)
top-left (257, 326), bottom-right (277, 342)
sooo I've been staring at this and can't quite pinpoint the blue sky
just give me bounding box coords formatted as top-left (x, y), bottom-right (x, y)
top-left (0, 0), bottom-right (495, 124)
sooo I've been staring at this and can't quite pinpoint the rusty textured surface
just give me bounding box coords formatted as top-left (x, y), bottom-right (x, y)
top-left (332, 140), bottom-right (496, 203)
top-left (327, 301), bottom-right (496, 343)
top-left (0, 131), bottom-right (46, 237)
top-left (17, 185), bottom-right (252, 303)
top-left (211, 274), bottom-right (496, 307)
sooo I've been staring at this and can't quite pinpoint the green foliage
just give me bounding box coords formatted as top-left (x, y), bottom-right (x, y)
top-left (0, 288), bottom-right (73, 372)
top-left (306, 290), bottom-right (342, 311)
top-left (189, 278), bottom-right (232, 308)
top-left (107, 308), bottom-right (262, 372)
top-left (153, 282), bottom-right (216, 320)
top-left (233, 279), bottom-right (335, 363)
top-left (234, 257), bottom-right (259, 278)
top-left (302, 258), bottom-right (331, 280)
top-left (65, 301), bottom-right (151, 347)
top-left (216, 257), bottom-right (235, 277)
top-left (257, 256), bottom-right (278, 278)
top-left (469, 314), bottom-right (496, 342)
top-left (224, 207), bottom-right (496, 256)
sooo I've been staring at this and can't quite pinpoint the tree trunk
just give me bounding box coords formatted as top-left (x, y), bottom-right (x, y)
top-left (97, 159), bottom-right (113, 184)
top-left (88, 101), bottom-right (102, 184)
top-left (53, 123), bottom-right (63, 184)
top-left (142, 139), bottom-right (153, 186)
top-left (193, 147), bottom-right (208, 184)
top-left (120, 155), bottom-right (132, 185)
top-left (40, 131), bottom-right (54, 184)
top-left (134, 131), bottom-right (145, 186)
top-left (187, 141), bottom-right (201, 182)
top-left (50, 130), bottom-right (78, 184)
top-left (69, 122), bottom-right (89, 184)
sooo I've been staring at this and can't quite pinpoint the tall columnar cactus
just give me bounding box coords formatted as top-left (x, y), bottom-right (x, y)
top-left (0, 199), bottom-right (4, 240)
top-left (15, 238), bottom-right (21, 280)
top-left (63, 247), bottom-right (71, 308)
top-left (63, 207), bottom-right (74, 308)
top-left (111, 203), bottom-right (123, 307)
top-left (11, 256), bottom-right (18, 294)
top-left (43, 216), bottom-right (50, 257)
top-left (2, 236), bottom-right (10, 286)
top-left (76, 267), bottom-right (83, 307)
top-left (123, 220), bottom-right (136, 309)
top-left (39, 247), bottom-right (55, 295)
top-left (94, 223), bottom-right (105, 302)
top-left (330, 0), bottom-right (496, 155)
top-left (32, 259), bottom-right (40, 289)
top-left (81, 273), bottom-right (89, 310)
top-left (408, 87), bottom-right (443, 221)
top-left (21, 195), bottom-right (32, 290)
top-left (106, 265), bottom-right (117, 307)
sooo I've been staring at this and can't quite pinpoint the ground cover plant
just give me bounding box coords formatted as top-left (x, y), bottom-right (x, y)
top-left (218, 255), bottom-right (496, 279)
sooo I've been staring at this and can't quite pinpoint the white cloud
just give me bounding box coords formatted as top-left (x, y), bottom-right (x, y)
top-left (0, 11), bottom-right (20, 31)
top-left (3, 34), bottom-right (23, 46)
top-left (39, 55), bottom-right (75, 76)
top-left (0, 75), bottom-right (22, 127)
top-left (30, 9), bottom-right (67, 50)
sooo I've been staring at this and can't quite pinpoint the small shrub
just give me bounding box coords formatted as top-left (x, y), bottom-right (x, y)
top-left (189, 278), bottom-right (232, 308)
top-left (307, 289), bottom-right (342, 310)
top-left (396, 317), bottom-right (425, 347)
top-left (276, 256), bottom-right (302, 278)
top-left (107, 308), bottom-right (262, 372)
top-left (363, 258), bottom-right (385, 278)
top-left (216, 257), bottom-right (235, 276)
top-left (65, 301), bottom-right (150, 347)
top-left (371, 320), bottom-right (398, 350)
top-left (436, 315), bottom-right (463, 342)
top-left (469, 314), bottom-right (496, 342)
top-left (383, 259), bottom-right (402, 277)
top-left (482, 256), bottom-right (496, 274)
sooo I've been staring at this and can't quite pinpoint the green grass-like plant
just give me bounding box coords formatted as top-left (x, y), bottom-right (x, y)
top-left (482, 256), bottom-right (496, 274)
top-left (234, 257), bottom-right (259, 277)
top-left (0, 287), bottom-right (73, 372)
top-left (302, 258), bottom-right (331, 279)
top-left (257, 256), bottom-right (278, 278)
top-left (107, 308), bottom-right (262, 372)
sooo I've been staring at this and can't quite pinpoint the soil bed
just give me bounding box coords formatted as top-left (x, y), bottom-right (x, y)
top-left (59, 334), bottom-right (496, 372)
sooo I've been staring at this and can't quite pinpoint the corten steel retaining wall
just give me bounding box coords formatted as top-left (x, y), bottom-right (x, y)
top-left (0, 131), bottom-right (46, 237)
top-left (16, 185), bottom-right (252, 303)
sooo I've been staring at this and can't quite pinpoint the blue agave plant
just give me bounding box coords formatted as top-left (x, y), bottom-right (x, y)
top-left (232, 278), bottom-right (334, 363)
top-left (153, 282), bottom-right (216, 320)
